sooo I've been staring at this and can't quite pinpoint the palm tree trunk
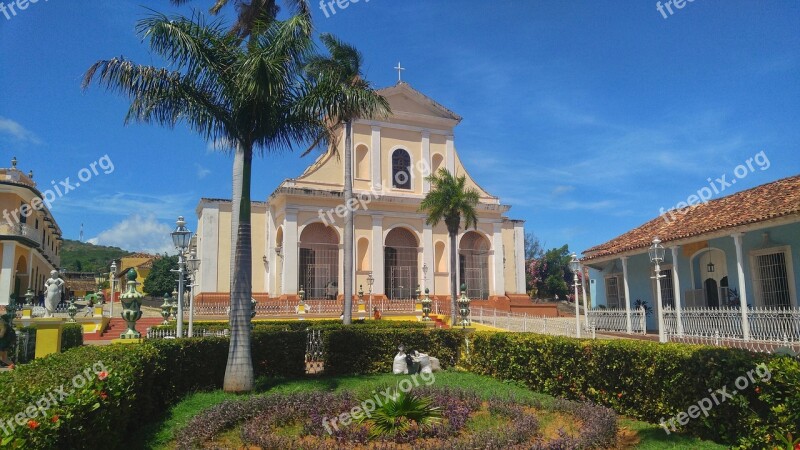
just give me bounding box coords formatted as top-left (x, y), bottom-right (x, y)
top-left (230, 147), bottom-right (243, 299)
top-left (224, 143), bottom-right (254, 393)
top-left (342, 121), bottom-right (353, 324)
top-left (450, 231), bottom-right (458, 326)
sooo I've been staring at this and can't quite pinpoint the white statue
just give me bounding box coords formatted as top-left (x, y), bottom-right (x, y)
top-left (44, 270), bottom-right (64, 318)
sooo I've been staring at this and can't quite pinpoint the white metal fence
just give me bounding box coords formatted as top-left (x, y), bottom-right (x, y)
top-left (664, 306), bottom-right (800, 342)
top-left (471, 307), bottom-right (578, 338)
top-left (587, 307), bottom-right (647, 334)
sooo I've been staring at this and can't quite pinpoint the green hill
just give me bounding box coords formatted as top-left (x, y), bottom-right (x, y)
top-left (60, 239), bottom-right (133, 272)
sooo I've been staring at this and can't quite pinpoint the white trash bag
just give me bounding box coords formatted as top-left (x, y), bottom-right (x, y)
top-left (393, 351), bottom-right (408, 374)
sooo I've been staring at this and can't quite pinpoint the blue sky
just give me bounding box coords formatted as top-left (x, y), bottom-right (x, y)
top-left (0, 1), bottom-right (798, 256)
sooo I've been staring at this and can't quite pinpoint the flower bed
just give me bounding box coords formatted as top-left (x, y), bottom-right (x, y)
top-left (175, 387), bottom-right (617, 449)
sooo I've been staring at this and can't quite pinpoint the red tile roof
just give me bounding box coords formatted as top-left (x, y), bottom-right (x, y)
top-left (583, 174), bottom-right (800, 261)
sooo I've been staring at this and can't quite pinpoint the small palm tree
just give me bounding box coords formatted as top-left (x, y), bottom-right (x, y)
top-left (357, 388), bottom-right (441, 437)
top-left (419, 168), bottom-right (480, 326)
top-left (303, 33), bottom-right (390, 325)
top-left (83, 8), bottom-right (326, 393)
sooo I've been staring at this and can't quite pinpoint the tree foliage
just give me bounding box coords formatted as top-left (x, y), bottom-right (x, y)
top-left (142, 255), bottom-right (180, 297)
top-left (526, 244), bottom-right (574, 299)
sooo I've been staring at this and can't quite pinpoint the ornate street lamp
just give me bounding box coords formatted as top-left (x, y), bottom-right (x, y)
top-left (170, 216), bottom-right (192, 338)
top-left (569, 253), bottom-right (582, 338)
top-left (186, 250), bottom-right (201, 337)
top-left (649, 237), bottom-right (667, 343)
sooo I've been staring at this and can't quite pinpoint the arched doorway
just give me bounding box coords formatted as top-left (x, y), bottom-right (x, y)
top-left (694, 248), bottom-right (728, 307)
top-left (298, 223), bottom-right (339, 300)
top-left (384, 227), bottom-right (418, 300)
top-left (14, 255), bottom-right (28, 300)
top-left (459, 231), bottom-right (490, 300)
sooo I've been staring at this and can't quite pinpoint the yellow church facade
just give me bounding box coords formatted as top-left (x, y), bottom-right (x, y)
top-left (194, 82), bottom-right (528, 305)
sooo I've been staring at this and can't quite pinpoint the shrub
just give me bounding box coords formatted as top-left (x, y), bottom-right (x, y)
top-left (0, 329), bottom-right (306, 449)
top-left (60, 324), bottom-right (83, 352)
top-left (465, 332), bottom-right (800, 447)
top-left (323, 328), bottom-right (464, 375)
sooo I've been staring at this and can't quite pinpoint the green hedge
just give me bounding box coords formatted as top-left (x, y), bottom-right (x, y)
top-left (60, 324), bottom-right (83, 352)
top-left (0, 328), bottom-right (306, 449)
top-left (323, 328), bottom-right (464, 375)
top-left (465, 332), bottom-right (800, 447)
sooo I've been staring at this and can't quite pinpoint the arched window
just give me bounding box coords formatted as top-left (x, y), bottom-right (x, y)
top-left (391, 149), bottom-right (411, 190)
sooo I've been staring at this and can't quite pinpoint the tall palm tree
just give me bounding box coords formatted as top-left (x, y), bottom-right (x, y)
top-left (303, 34), bottom-right (389, 324)
top-left (83, 7), bottom-right (326, 392)
top-left (169, 0), bottom-right (298, 38)
top-left (419, 168), bottom-right (480, 326)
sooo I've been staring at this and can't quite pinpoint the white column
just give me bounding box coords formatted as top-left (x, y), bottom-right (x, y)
top-left (267, 208), bottom-right (275, 296)
top-left (26, 247), bottom-right (33, 289)
top-left (198, 206), bottom-right (219, 294)
top-left (422, 222), bottom-right (434, 292)
top-left (0, 242), bottom-right (15, 305)
top-left (445, 135), bottom-right (455, 174)
top-left (421, 131), bottom-right (431, 193)
top-left (580, 265), bottom-right (589, 329)
top-left (371, 126), bottom-right (382, 190)
top-left (732, 233), bottom-right (751, 340)
top-left (283, 209), bottom-right (299, 296)
top-left (621, 256), bottom-right (633, 334)
top-left (491, 222), bottom-right (505, 296)
top-left (371, 215), bottom-right (384, 296)
top-left (670, 246), bottom-right (684, 336)
top-left (513, 222), bottom-right (525, 294)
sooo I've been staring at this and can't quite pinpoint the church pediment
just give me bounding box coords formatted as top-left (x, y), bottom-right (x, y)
top-left (377, 82), bottom-right (462, 126)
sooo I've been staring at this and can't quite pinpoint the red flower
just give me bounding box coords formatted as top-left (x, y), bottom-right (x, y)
top-left (27, 420), bottom-right (39, 430)
top-left (99, 391), bottom-right (108, 400)
top-left (617, 393), bottom-right (623, 399)
top-left (794, 443), bottom-right (799, 450)
top-left (51, 415), bottom-right (59, 423)
top-left (754, 386), bottom-right (761, 394)
top-left (97, 371), bottom-right (109, 381)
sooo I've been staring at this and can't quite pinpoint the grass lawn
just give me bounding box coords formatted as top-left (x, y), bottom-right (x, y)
top-left (134, 371), bottom-right (727, 449)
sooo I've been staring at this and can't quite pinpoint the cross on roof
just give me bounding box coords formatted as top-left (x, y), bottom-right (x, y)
top-left (394, 61), bottom-right (405, 82)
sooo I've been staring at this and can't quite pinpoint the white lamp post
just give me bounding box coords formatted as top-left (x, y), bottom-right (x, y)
top-left (170, 216), bottom-right (192, 338)
top-left (569, 253), bottom-right (581, 338)
top-left (649, 237), bottom-right (667, 343)
top-left (366, 272), bottom-right (374, 314)
top-left (110, 260), bottom-right (117, 318)
top-left (186, 250), bottom-right (201, 337)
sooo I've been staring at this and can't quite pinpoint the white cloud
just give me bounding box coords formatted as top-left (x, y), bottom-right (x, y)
top-left (88, 214), bottom-right (175, 254)
top-left (196, 163), bottom-right (211, 179)
top-left (0, 117), bottom-right (41, 144)
top-left (54, 192), bottom-right (195, 219)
